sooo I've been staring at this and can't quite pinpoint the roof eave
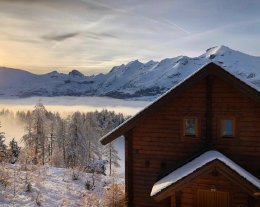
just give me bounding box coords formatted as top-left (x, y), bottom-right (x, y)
top-left (152, 159), bottom-right (260, 201)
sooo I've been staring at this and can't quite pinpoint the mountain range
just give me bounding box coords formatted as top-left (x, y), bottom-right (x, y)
top-left (0, 46), bottom-right (259, 100)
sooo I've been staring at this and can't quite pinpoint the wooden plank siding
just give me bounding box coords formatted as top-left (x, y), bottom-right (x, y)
top-left (170, 172), bottom-right (258, 207)
top-left (127, 76), bottom-right (260, 206)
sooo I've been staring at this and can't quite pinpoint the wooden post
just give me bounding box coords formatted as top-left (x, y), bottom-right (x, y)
top-left (171, 195), bottom-right (176, 207)
top-left (176, 191), bottom-right (182, 207)
top-left (125, 130), bottom-right (133, 207)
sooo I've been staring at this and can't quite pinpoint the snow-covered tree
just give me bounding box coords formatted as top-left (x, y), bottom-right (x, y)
top-left (84, 113), bottom-right (102, 163)
top-left (100, 115), bottom-right (122, 175)
top-left (47, 121), bottom-right (56, 165)
top-left (0, 122), bottom-right (6, 153)
top-left (103, 142), bottom-right (121, 175)
top-left (55, 117), bottom-right (68, 167)
top-left (18, 105), bottom-right (126, 170)
top-left (23, 102), bottom-right (49, 165)
top-left (9, 138), bottom-right (20, 164)
top-left (22, 116), bottom-right (33, 147)
top-left (66, 112), bottom-right (87, 168)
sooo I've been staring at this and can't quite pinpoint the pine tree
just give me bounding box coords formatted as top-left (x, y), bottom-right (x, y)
top-left (9, 138), bottom-right (20, 164)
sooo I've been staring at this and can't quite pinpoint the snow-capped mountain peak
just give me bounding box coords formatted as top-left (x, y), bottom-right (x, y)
top-left (0, 46), bottom-right (259, 99)
top-left (204, 45), bottom-right (230, 57)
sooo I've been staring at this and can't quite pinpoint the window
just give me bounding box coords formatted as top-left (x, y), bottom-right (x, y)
top-left (184, 118), bottom-right (198, 136)
top-left (221, 119), bottom-right (235, 137)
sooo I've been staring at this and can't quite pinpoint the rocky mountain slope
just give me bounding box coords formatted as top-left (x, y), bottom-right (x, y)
top-left (0, 46), bottom-right (259, 99)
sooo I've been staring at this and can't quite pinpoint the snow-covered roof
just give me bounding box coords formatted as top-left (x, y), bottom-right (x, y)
top-left (100, 63), bottom-right (204, 144)
top-left (151, 150), bottom-right (260, 197)
top-left (100, 62), bottom-right (260, 145)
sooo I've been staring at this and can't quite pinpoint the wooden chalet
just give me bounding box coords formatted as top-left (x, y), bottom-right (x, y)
top-left (100, 62), bottom-right (260, 207)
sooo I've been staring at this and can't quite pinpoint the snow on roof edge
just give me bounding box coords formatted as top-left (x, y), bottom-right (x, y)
top-left (151, 150), bottom-right (260, 197)
top-left (213, 61), bottom-right (260, 92)
top-left (99, 62), bottom-right (211, 144)
top-left (100, 61), bottom-right (260, 144)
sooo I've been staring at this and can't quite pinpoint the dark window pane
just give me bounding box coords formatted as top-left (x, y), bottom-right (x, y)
top-left (223, 120), bottom-right (233, 136)
top-left (185, 119), bottom-right (196, 135)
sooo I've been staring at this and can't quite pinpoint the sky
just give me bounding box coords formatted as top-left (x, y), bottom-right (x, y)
top-left (0, 0), bottom-right (260, 75)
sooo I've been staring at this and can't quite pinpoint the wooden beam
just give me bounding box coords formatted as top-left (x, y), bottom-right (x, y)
top-left (125, 130), bottom-right (133, 207)
top-left (215, 161), bottom-right (259, 195)
top-left (205, 75), bottom-right (214, 147)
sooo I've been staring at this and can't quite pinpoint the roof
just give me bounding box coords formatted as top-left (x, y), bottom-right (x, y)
top-left (100, 62), bottom-right (260, 145)
top-left (151, 150), bottom-right (260, 198)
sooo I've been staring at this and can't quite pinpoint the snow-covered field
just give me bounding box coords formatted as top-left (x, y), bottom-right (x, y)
top-left (0, 163), bottom-right (124, 207)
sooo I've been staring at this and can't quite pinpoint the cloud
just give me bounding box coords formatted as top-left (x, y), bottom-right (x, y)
top-left (1, 0), bottom-right (260, 75)
top-left (84, 31), bottom-right (118, 40)
top-left (0, 0), bottom-right (36, 2)
top-left (0, 0), bottom-right (112, 14)
top-left (41, 32), bottom-right (80, 41)
top-left (40, 30), bottom-right (118, 42)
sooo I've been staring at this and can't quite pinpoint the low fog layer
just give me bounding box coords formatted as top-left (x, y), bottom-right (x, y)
top-left (0, 96), bottom-right (150, 116)
top-left (0, 96), bottom-right (149, 173)
top-left (0, 115), bottom-right (25, 145)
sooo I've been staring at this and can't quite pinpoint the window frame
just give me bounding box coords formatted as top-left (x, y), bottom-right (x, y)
top-left (183, 117), bottom-right (199, 138)
top-left (220, 118), bottom-right (236, 138)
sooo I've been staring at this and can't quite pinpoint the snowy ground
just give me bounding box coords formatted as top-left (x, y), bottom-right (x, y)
top-left (0, 163), bottom-right (124, 207)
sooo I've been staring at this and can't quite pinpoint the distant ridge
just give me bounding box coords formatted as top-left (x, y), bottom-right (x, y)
top-left (0, 46), bottom-right (260, 100)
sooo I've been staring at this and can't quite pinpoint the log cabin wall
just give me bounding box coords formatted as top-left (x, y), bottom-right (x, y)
top-left (212, 78), bottom-right (260, 176)
top-left (127, 76), bottom-right (260, 207)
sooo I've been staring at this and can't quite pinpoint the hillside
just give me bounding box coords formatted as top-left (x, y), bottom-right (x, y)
top-left (0, 163), bottom-right (124, 207)
top-left (0, 46), bottom-right (260, 99)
